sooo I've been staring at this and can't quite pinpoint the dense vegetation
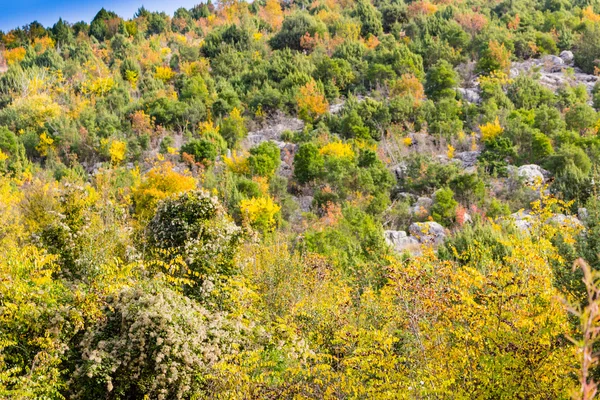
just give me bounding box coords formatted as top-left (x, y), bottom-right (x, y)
top-left (2, 0), bottom-right (600, 398)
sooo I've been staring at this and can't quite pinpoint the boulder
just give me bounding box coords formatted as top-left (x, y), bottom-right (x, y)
top-left (457, 87), bottom-right (481, 104)
top-left (511, 210), bottom-right (533, 232)
top-left (297, 196), bottom-right (314, 212)
top-left (579, 207), bottom-right (589, 222)
top-left (517, 164), bottom-right (547, 185)
top-left (560, 50), bottom-right (574, 64)
top-left (454, 151), bottom-right (481, 168)
top-left (408, 222), bottom-right (446, 245)
top-left (411, 197), bottom-right (433, 217)
top-left (392, 162), bottom-right (408, 181)
top-left (510, 54), bottom-right (599, 95)
top-left (384, 230), bottom-right (420, 253)
top-left (548, 214), bottom-right (584, 230)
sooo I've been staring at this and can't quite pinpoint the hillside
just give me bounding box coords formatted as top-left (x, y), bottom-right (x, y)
top-left (1, 0), bottom-right (600, 398)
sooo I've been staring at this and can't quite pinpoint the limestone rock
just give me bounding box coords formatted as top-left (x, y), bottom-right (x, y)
top-left (384, 230), bottom-right (420, 253)
top-left (411, 197), bottom-right (433, 217)
top-left (517, 164), bottom-right (548, 185)
top-left (454, 151), bottom-right (481, 168)
top-left (560, 50), bottom-right (574, 64)
top-left (408, 222), bottom-right (446, 245)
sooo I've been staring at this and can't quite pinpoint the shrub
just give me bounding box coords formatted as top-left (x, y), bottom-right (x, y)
top-left (240, 196), bottom-right (281, 233)
top-left (431, 187), bottom-right (458, 225)
top-left (248, 141), bottom-right (281, 177)
top-left (180, 139), bottom-right (218, 164)
top-left (72, 282), bottom-right (244, 399)
top-left (293, 142), bottom-right (324, 184)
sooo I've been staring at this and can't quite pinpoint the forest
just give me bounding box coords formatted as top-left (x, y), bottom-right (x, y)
top-left (2, 0), bottom-right (600, 398)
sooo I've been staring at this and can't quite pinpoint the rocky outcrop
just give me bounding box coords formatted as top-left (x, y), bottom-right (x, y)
top-left (245, 114), bottom-right (304, 148)
top-left (510, 54), bottom-right (599, 94)
top-left (510, 210), bottom-right (533, 232)
top-left (384, 230), bottom-right (420, 253)
top-left (458, 51), bottom-right (599, 105)
top-left (510, 210), bottom-right (584, 233)
top-left (408, 222), bottom-right (447, 245)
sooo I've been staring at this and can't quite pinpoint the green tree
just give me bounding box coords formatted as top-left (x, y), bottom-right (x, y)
top-left (293, 142), bottom-right (324, 184)
top-left (425, 59), bottom-right (458, 101)
top-left (431, 187), bottom-right (458, 225)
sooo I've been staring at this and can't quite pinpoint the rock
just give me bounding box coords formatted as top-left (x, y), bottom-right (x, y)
top-left (560, 50), bottom-right (574, 64)
top-left (411, 197), bottom-right (433, 217)
top-left (454, 151), bottom-right (481, 168)
top-left (384, 230), bottom-right (420, 253)
top-left (395, 192), bottom-right (416, 203)
top-left (541, 55), bottom-right (565, 72)
top-left (408, 222), bottom-right (446, 245)
top-left (457, 87), bottom-right (481, 104)
top-left (329, 102), bottom-right (344, 114)
top-left (463, 212), bottom-right (473, 224)
top-left (297, 196), bottom-right (313, 212)
top-left (517, 164), bottom-right (547, 186)
top-left (392, 162), bottom-right (408, 181)
top-left (244, 114), bottom-right (304, 148)
top-left (511, 210), bottom-right (533, 232)
top-left (511, 54), bottom-right (599, 95)
top-left (548, 214), bottom-right (584, 230)
top-left (579, 207), bottom-right (589, 222)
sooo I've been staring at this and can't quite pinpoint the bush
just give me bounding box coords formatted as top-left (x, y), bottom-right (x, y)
top-left (293, 142), bottom-right (324, 184)
top-left (180, 139), bottom-right (218, 164)
top-left (248, 141), bottom-right (281, 177)
top-left (147, 189), bottom-right (243, 283)
top-left (72, 282), bottom-right (244, 399)
top-left (431, 187), bottom-right (458, 225)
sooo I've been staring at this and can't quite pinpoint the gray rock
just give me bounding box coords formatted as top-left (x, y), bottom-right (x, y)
top-left (511, 54), bottom-right (599, 95)
top-left (548, 214), bottom-right (584, 230)
top-left (297, 196), bottom-right (314, 212)
top-left (457, 87), bottom-right (481, 104)
top-left (392, 162), bottom-right (408, 181)
top-left (454, 151), bottom-right (481, 168)
top-left (384, 230), bottom-right (420, 253)
top-left (560, 50), bottom-right (574, 64)
top-left (411, 197), bottom-right (433, 217)
top-left (511, 210), bottom-right (533, 232)
top-left (244, 114), bottom-right (304, 148)
top-left (517, 164), bottom-right (547, 186)
top-left (395, 192), bottom-right (416, 203)
top-left (408, 222), bottom-right (446, 245)
top-left (579, 207), bottom-right (589, 222)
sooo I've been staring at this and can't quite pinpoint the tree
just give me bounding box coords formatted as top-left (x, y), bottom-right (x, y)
top-left (132, 163), bottom-right (197, 220)
top-left (297, 80), bottom-right (328, 122)
top-left (353, 0), bottom-right (383, 38)
top-left (574, 23), bottom-right (600, 74)
top-left (72, 282), bottom-right (245, 399)
top-left (431, 187), bottom-right (458, 225)
top-left (248, 141), bottom-right (281, 178)
top-left (147, 189), bottom-right (243, 284)
top-left (220, 107), bottom-right (247, 149)
top-left (293, 142), bottom-right (324, 184)
top-left (425, 59), bottom-right (458, 100)
top-left (269, 12), bottom-right (326, 51)
top-left (180, 139), bottom-right (218, 165)
top-left (477, 40), bottom-right (511, 74)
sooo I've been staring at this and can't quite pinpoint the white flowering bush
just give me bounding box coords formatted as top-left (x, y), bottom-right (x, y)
top-left (146, 190), bottom-right (244, 287)
top-left (71, 282), bottom-right (245, 399)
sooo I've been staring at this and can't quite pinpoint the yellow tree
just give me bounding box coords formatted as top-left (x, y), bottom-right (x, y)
top-left (259, 0), bottom-right (284, 30)
top-left (297, 80), bottom-right (329, 122)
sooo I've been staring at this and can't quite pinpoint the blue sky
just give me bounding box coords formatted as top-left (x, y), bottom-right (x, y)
top-left (0, 0), bottom-right (202, 32)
